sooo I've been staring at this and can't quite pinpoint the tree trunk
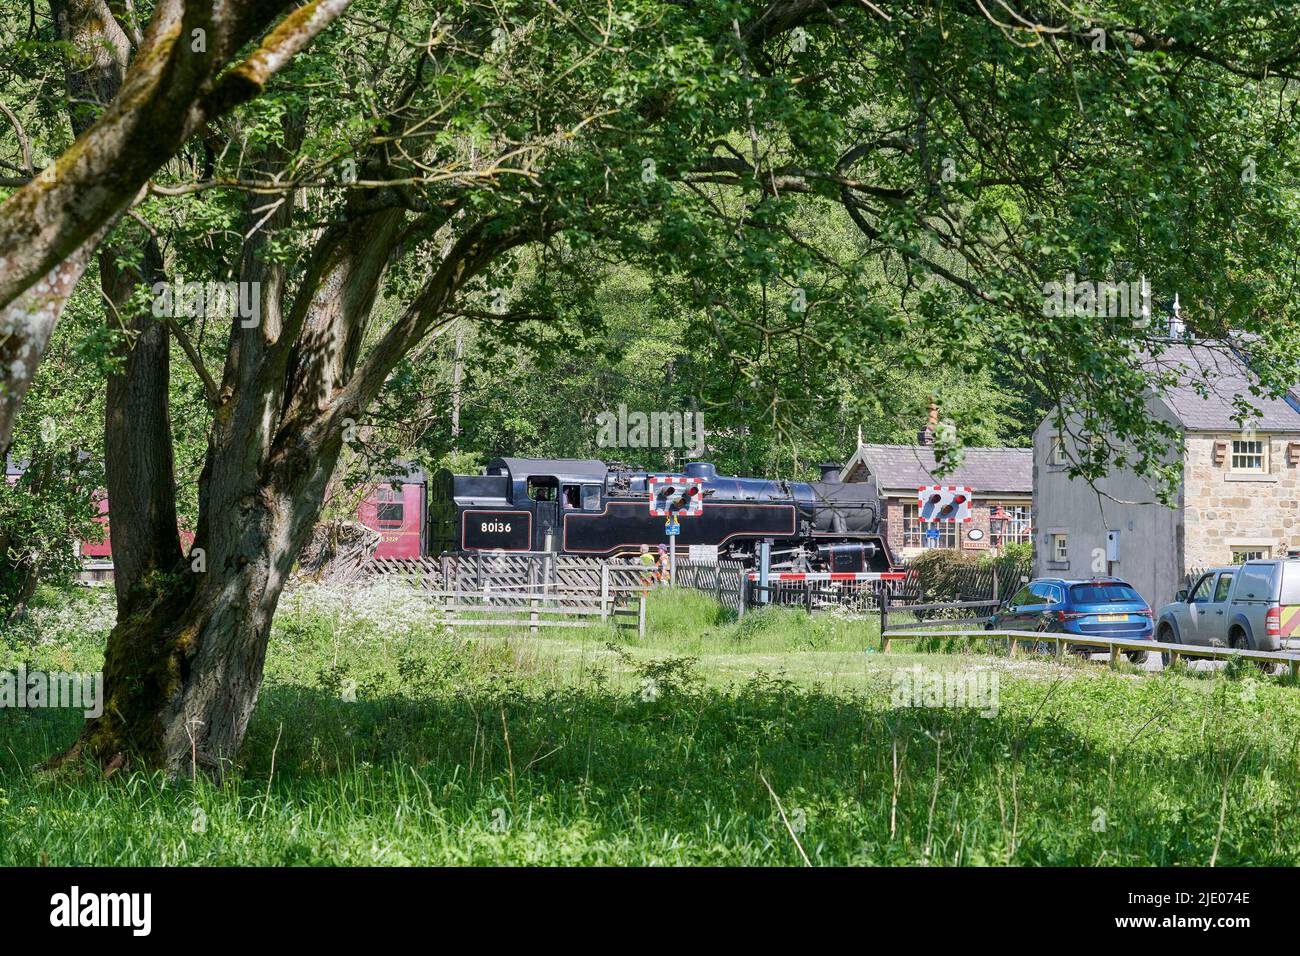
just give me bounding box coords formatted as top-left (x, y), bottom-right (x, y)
top-left (49, 0), bottom-right (186, 615)
top-left (100, 238), bottom-right (183, 614)
top-left (1, 553), bottom-right (41, 623)
top-left (86, 562), bottom-right (280, 777)
top-left (48, 54), bottom-right (529, 776)
top-left (71, 439), bottom-right (341, 776)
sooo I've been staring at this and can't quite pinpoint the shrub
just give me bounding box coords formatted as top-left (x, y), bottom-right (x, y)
top-left (908, 547), bottom-right (1032, 603)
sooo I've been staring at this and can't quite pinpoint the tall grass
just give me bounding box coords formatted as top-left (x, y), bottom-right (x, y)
top-left (640, 587), bottom-right (880, 653)
top-left (2, 582), bottom-right (1299, 865)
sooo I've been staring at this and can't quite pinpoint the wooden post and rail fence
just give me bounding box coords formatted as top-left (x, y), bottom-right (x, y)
top-left (877, 591), bottom-right (1300, 681)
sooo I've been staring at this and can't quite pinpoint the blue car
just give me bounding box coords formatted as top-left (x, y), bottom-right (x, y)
top-left (987, 577), bottom-right (1155, 663)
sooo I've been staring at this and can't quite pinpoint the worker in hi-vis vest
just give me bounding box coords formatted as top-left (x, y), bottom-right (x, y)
top-left (639, 544), bottom-right (656, 595)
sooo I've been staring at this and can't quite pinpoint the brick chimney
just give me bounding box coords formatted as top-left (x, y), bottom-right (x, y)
top-left (918, 402), bottom-right (939, 446)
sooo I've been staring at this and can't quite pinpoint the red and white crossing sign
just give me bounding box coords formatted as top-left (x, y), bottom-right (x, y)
top-left (648, 476), bottom-right (703, 516)
top-left (918, 485), bottom-right (972, 522)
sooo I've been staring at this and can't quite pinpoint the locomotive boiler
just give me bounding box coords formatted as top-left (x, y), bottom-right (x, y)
top-left (428, 458), bottom-right (895, 572)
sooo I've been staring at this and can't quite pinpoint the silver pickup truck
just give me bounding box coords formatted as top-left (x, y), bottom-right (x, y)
top-left (1156, 559), bottom-right (1300, 655)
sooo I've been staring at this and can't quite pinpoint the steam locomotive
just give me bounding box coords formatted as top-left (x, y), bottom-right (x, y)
top-left (15, 451), bottom-right (893, 575)
top-left (428, 458), bottom-right (896, 572)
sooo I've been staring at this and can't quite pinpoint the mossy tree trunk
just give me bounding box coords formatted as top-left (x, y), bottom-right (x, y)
top-left (0, 0), bottom-right (354, 459)
top-left (49, 0), bottom-right (185, 616)
top-left (54, 88), bottom-right (535, 774)
top-left (80, 442), bottom-right (342, 775)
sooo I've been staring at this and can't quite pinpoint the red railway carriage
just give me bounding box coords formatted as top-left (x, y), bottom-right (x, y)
top-left (356, 466), bottom-right (427, 559)
top-left (78, 493), bottom-right (195, 565)
top-left (5, 455), bottom-right (426, 572)
top-left (80, 493), bottom-right (112, 561)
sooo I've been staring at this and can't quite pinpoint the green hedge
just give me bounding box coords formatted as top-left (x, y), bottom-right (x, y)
top-left (907, 543), bottom-right (1032, 603)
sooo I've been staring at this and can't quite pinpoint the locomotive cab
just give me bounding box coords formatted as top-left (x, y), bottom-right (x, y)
top-left (432, 458), bottom-right (610, 553)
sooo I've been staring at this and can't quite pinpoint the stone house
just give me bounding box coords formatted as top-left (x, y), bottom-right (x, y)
top-left (1033, 342), bottom-right (1300, 606)
top-left (839, 439), bottom-right (1033, 561)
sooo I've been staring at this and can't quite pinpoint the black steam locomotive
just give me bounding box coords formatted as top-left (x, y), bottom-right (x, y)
top-left (428, 457), bottom-right (895, 572)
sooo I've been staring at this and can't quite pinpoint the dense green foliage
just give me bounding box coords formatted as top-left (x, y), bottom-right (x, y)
top-left (410, 255), bottom-right (1032, 480)
top-left (3, 584), bottom-right (1298, 865)
top-left (0, 293), bottom-right (107, 616)
top-left (7, 1), bottom-right (1300, 493)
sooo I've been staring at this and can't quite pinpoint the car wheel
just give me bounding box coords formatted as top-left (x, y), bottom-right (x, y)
top-left (1157, 623), bottom-right (1176, 669)
top-left (1124, 649), bottom-right (1150, 665)
top-left (1230, 630), bottom-right (1275, 676)
top-left (1029, 619), bottom-right (1054, 654)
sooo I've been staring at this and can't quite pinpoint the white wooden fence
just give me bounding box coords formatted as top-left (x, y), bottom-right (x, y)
top-left (368, 552), bottom-right (650, 635)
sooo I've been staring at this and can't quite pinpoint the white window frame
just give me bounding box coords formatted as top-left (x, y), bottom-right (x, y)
top-left (902, 503), bottom-right (956, 549)
top-left (375, 485), bottom-right (405, 528)
top-left (1230, 437), bottom-right (1269, 474)
top-left (988, 501), bottom-right (1032, 546)
top-left (1231, 547), bottom-right (1270, 564)
top-left (1051, 533), bottom-right (1069, 563)
top-left (1049, 435), bottom-right (1068, 465)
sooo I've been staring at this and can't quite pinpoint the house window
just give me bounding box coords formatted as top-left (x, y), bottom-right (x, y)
top-left (901, 504), bottom-right (920, 548)
top-left (1230, 439), bottom-right (1268, 473)
top-left (902, 503), bottom-right (956, 549)
top-left (1049, 435), bottom-right (1068, 465)
top-left (1231, 547), bottom-right (1269, 564)
top-left (988, 502), bottom-right (1032, 546)
top-left (1051, 533), bottom-right (1069, 563)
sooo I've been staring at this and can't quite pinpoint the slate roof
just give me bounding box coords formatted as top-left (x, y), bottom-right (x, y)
top-left (844, 444), bottom-right (1033, 494)
top-left (1143, 342), bottom-right (1300, 432)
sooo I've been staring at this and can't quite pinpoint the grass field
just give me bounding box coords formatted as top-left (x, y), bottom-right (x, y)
top-left (3, 581), bottom-right (1300, 865)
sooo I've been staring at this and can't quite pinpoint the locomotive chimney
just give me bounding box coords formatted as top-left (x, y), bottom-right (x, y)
top-left (918, 402), bottom-right (939, 446)
top-left (818, 463), bottom-right (842, 482)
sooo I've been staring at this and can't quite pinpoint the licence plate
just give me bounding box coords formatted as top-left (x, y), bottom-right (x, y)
top-left (1098, 614), bottom-right (1127, 622)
